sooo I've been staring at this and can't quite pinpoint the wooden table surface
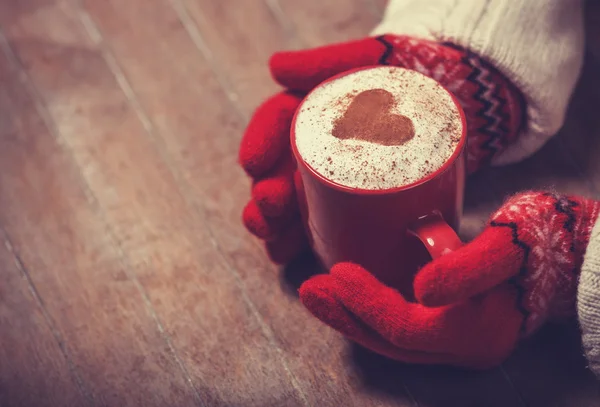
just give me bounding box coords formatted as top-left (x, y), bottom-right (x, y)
top-left (1, 1), bottom-right (600, 406)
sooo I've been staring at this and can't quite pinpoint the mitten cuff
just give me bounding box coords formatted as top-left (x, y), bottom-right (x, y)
top-left (578, 216), bottom-right (600, 378)
top-left (371, 0), bottom-right (585, 165)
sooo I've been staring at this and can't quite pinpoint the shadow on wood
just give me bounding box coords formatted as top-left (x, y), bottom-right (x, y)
top-left (347, 342), bottom-right (526, 406)
top-left (279, 250), bottom-right (325, 297)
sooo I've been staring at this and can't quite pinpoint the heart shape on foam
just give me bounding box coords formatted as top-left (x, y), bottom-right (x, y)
top-left (332, 89), bottom-right (415, 146)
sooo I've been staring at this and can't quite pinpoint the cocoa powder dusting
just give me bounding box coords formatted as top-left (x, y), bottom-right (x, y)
top-left (331, 89), bottom-right (415, 146)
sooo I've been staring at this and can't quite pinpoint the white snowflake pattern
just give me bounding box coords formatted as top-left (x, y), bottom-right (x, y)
top-left (492, 193), bottom-right (546, 223)
top-left (522, 215), bottom-right (572, 333)
top-left (488, 193), bottom-right (598, 335)
top-left (389, 39), bottom-right (467, 95)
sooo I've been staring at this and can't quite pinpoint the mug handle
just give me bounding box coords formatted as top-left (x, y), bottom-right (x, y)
top-left (407, 212), bottom-right (463, 259)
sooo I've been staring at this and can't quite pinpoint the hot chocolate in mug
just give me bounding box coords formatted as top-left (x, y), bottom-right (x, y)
top-left (291, 65), bottom-right (466, 297)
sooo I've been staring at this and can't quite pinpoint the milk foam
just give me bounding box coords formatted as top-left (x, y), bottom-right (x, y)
top-left (294, 66), bottom-right (463, 190)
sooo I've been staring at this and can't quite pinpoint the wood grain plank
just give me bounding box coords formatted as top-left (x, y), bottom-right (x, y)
top-left (82, 0), bottom-right (596, 404)
top-left (2, 1), bottom-right (314, 406)
top-left (171, 0), bottom-right (300, 113)
top-left (78, 0), bottom-right (419, 406)
top-left (4, 0), bottom-right (595, 406)
top-left (79, 0), bottom-right (529, 405)
top-left (277, 0), bottom-right (380, 46)
top-left (0, 232), bottom-right (89, 406)
top-left (0, 32), bottom-right (198, 407)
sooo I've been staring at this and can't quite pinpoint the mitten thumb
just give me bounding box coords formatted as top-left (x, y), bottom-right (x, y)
top-left (414, 226), bottom-right (523, 307)
top-left (269, 37), bottom-right (388, 92)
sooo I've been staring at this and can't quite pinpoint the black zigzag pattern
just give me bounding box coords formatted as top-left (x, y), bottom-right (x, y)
top-left (375, 36), bottom-right (393, 65)
top-left (491, 194), bottom-right (583, 332)
top-left (555, 197), bottom-right (578, 234)
top-left (555, 197), bottom-right (581, 277)
top-left (380, 39), bottom-right (511, 161)
top-left (462, 51), bottom-right (510, 160)
top-left (556, 197), bottom-right (579, 255)
top-left (543, 192), bottom-right (578, 251)
top-left (489, 220), bottom-right (531, 332)
top-left (489, 73), bottom-right (510, 136)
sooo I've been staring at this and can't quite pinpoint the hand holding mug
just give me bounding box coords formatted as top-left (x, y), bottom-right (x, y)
top-left (300, 192), bottom-right (600, 368)
top-left (238, 34), bottom-right (525, 265)
top-left (291, 65), bottom-right (467, 293)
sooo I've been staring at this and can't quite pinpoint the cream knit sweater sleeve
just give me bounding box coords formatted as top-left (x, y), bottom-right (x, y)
top-left (373, 0), bottom-right (600, 377)
top-left (371, 0), bottom-right (585, 165)
top-left (579, 221), bottom-right (600, 377)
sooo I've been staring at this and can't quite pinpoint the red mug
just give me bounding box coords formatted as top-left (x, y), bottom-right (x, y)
top-left (291, 66), bottom-right (467, 298)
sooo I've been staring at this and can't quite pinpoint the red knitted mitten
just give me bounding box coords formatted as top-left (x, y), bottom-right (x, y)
top-left (239, 34), bottom-right (525, 264)
top-left (300, 192), bottom-right (600, 368)
top-left (240, 92), bottom-right (309, 264)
